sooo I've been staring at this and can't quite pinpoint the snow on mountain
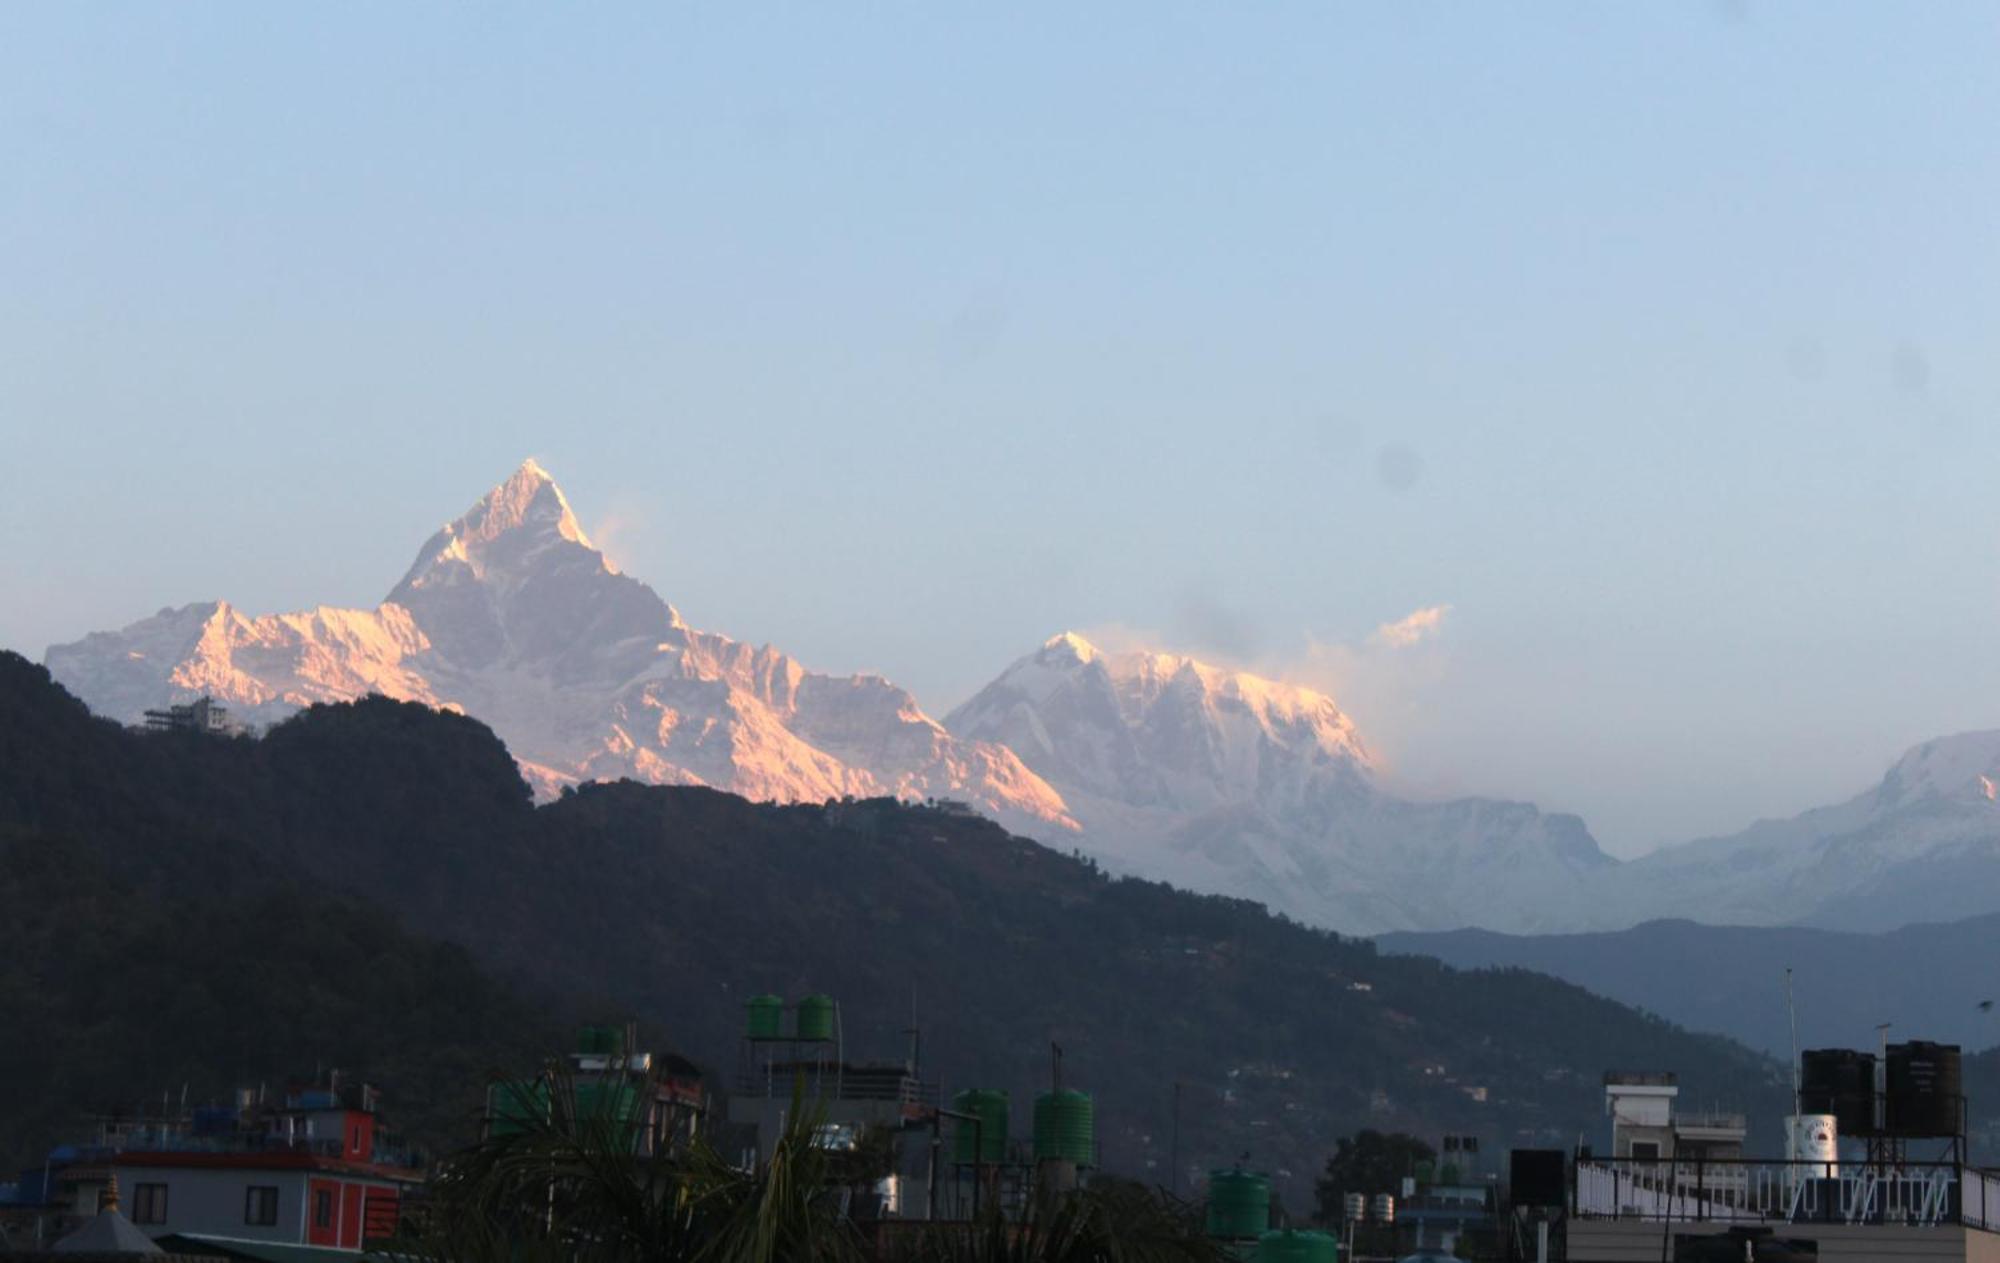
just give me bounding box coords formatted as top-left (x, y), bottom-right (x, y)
top-left (945, 632), bottom-right (1613, 934)
top-left (1584, 730), bottom-right (2000, 931)
top-left (45, 461), bottom-right (1076, 834)
top-left (50, 460), bottom-right (2000, 937)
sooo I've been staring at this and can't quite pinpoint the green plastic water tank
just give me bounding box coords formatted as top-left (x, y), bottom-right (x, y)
top-left (1440, 1161), bottom-right (1461, 1185)
top-left (488, 1079), bottom-right (550, 1137)
top-left (951, 1089), bottom-right (1010, 1163)
top-left (1205, 1168), bottom-right (1272, 1239)
top-left (1032, 1090), bottom-right (1094, 1164)
top-left (1254, 1229), bottom-right (1339, 1263)
top-left (575, 1081), bottom-right (639, 1126)
top-left (745, 995), bottom-right (785, 1041)
top-left (796, 994), bottom-right (836, 1042)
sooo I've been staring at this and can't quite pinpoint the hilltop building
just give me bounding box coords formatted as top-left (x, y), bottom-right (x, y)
top-left (140, 695), bottom-right (235, 736)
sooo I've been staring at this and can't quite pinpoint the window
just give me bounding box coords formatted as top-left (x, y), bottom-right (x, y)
top-left (1630, 1140), bottom-right (1661, 1161)
top-left (245, 1185), bottom-right (279, 1226)
top-left (131, 1183), bottom-right (169, 1225)
top-left (313, 1188), bottom-right (334, 1228)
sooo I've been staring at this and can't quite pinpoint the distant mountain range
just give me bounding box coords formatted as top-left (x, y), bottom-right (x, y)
top-left (1381, 915), bottom-right (2000, 1059)
top-left (1575, 734), bottom-right (2000, 933)
top-left (45, 461), bottom-right (1074, 837)
top-left (945, 633), bottom-right (1611, 933)
top-left (40, 460), bottom-right (2000, 937)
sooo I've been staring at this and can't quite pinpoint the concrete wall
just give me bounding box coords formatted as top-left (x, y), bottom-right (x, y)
top-left (1570, 1219), bottom-right (2000, 1261)
top-left (111, 1165), bottom-right (308, 1245)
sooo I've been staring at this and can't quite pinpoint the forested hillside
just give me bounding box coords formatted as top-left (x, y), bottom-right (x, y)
top-left (0, 653), bottom-right (1784, 1201)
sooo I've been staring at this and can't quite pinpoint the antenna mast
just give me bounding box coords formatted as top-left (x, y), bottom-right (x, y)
top-left (1786, 966), bottom-right (1801, 1114)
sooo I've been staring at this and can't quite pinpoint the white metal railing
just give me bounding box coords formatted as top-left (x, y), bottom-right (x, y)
top-left (1576, 1159), bottom-right (1973, 1228)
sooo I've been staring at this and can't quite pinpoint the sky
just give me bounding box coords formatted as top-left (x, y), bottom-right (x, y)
top-left (3, 3), bottom-right (1997, 857)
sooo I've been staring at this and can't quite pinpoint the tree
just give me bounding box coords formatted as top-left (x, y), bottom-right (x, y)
top-left (1312, 1129), bottom-right (1435, 1225)
top-left (408, 1066), bottom-right (864, 1263)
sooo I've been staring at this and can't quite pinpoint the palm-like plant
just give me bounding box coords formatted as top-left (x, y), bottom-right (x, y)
top-left (401, 1060), bottom-right (860, 1263)
top-left (399, 1057), bottom-right (1221, 1263)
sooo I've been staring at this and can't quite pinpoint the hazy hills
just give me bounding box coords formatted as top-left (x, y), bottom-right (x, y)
top-left (0, 652), bottom-right (1781, 1201)
top-left (1381, 916), bottom-right (2000, 1058)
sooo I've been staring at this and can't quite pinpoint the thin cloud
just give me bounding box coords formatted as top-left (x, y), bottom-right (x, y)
top-left (1370, 604), bottom-right (1451, 649)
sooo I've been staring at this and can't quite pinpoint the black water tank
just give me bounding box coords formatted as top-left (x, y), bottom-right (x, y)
top-left (1885, 1041), bottom-right (1962, 1137)
top-left (1510, 1149), bottom-right (1567, 1207)
top-left (1800, 1048), bottom-right (1877, 1135)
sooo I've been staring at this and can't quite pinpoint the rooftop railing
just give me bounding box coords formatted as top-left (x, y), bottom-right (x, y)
top-left (1576, 1157), bottom-right (2000, 1231)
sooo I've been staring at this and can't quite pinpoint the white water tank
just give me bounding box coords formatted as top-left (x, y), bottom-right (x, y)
top-left (1785, 1112), bottom-right (1839, 1209)
top-left (1788, 1113), bottom-right (1837, 1170)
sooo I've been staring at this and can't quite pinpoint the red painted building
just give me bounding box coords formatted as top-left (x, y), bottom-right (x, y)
top-left (6, 1076), bottom-right (427, 1253)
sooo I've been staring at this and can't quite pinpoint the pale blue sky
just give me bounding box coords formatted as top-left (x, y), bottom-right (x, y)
top-left (3, 4), bottom-right (1996, 855)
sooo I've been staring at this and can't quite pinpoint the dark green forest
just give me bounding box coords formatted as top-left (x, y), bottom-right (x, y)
top-left (0, 652), bottom-right (1788, 1202)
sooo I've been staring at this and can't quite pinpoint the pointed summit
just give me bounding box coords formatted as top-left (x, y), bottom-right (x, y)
top-left (462, 459), bottom-right (592, 553)
top-left (388, 461), bottom-right (602, 597)
top-left (1042, 630), bottom-right (1100, 663)
top-left (378, 461), bottom-right (676, 672)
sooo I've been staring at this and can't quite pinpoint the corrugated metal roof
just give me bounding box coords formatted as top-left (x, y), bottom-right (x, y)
top-left (157, 1234), bottom-right (382, 1263)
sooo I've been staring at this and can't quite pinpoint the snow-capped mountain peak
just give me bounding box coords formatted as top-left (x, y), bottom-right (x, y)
top-left (950, 634), bottom-right (1372, 805)
top-left (46, 462), bottom-right (1073, 834)
top-left (393, 459), bottom-right (609, 592)
top-left (945, 633), bottom-right (1606, 932)
top-left (1043, 629), bottom-right (1101, 663)
top-left (1873, 731), bottom-right (2000, 811)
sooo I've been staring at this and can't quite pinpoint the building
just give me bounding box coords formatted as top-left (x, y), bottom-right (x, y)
top-left (486, 1025), bottom-right (707, 1158)
top-left (1566, 1063), bottom-right (2000, 1262)
top-left (0, 1075), bottom-right (422, 1254)
top-left (141, 695), bottom-right (235, 735)
top-left (1603, 1071), bottom-right (1746, 1164)
top-left (1395, 1133), bottom-right (1498, 1256)
top-left (109, 1149), bottom-right (411, 1251)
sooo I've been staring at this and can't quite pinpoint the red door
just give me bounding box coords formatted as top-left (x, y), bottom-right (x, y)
top-left (340, 1183), bottom-right (364, 1249)
top-left (307, 1179), bottom-right (339, 1247)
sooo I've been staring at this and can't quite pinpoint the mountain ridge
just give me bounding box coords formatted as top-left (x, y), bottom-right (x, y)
top-left (0, 649), bottom-right (1787, 1203)
top-left (946, 630), bottom-right (1613, 935)
top-left (45, 461), bottom-right (1075, 832)
top-left (41, 460), bottom-right (2000, 938)
top-left (1380, 913), bottom-right (2000, 1059)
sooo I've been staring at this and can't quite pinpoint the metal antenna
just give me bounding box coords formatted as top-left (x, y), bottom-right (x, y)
top-left (1786, 967), bottom-right (1801, 1115)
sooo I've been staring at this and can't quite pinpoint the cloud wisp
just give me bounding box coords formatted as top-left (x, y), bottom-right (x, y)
top-left (1370, 604), bottom-right (1452, 649)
